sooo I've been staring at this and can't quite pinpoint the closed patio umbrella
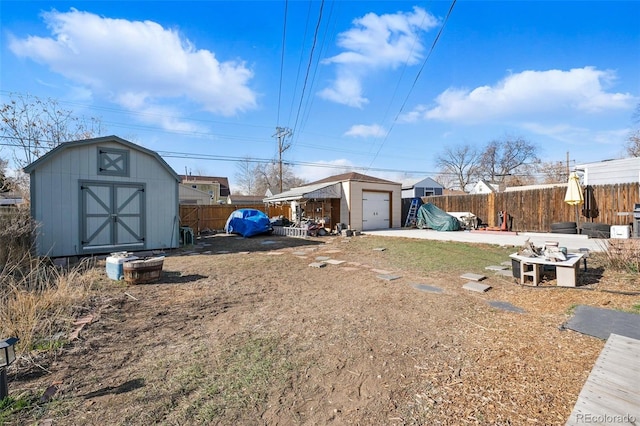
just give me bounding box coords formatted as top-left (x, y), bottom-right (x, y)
top-left (564, 172), bottom-right (584, 229)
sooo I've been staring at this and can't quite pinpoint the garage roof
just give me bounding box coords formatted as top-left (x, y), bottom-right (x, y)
top-left (263, 181), bottom-right (342, 203)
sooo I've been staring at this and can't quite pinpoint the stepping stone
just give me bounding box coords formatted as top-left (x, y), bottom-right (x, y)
top-left (494, 269), bottom-right (514, 277)
top-left (216, 250), bottom-right (230, 254)
top-left (188, 252), bottom-right (200, 256)
top-left (488, 300), bottom-right (525, 313)
top-left (378, 274), bottom-right (401, 281)
top-left (316, 256), bottom-right (331, 261)
top-left (292, 251), bottom-right (307, 256)
top-left (485, 265), bottom-right (507, 271)
top-left (238, 251), bottom-right (250, 255)
top-left (324, 250), bottom-right (342, 254)
top-left (460, 273), bottom-right (487, 281)
top-left (324, 259), bottom-right (346, 265)
top-left (563, 305), bottom-right (640, 340)
top-left (372, 268), bottom-right (392, 274)
top-left (373, 247), bottom-right (387, 251)
top-left (201, 251), bottom-right (212, 254)
top-left (261, 240), bottom-right (276, 245)
top-left (266, 251), bottom-right (284, 256)
top-left (411, 284), bottom-right (443, 294)
top-left (309, 262), bottom-right (327, 268)
top-left (462, 282), bottom-right (492, 293)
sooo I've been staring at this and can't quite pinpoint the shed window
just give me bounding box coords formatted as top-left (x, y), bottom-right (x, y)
top-left (98, 147), bottom-right (129, 176)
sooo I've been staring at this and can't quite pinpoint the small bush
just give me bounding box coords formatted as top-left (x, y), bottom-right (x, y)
top-left (603, 239), bottom-right (640, 274)
top-left (0, 207), bottom-right (35, 270)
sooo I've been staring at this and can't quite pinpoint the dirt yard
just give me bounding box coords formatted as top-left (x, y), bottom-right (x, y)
top-left (7, 233), bottom-right (640, 425)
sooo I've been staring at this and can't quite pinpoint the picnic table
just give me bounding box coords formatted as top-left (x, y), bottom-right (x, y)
top-left (509, 252), bottom-right (584, 287)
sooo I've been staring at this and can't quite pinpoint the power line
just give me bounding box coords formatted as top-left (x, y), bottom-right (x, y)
top-left (364, 0), bottom-right (457, 172)
top-left (276, 0), bottom-right (289, 126)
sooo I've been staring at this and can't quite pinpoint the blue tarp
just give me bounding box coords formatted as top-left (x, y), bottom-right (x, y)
top-left (224, 209), bottom-right (273, 238)
top-left (416, 203), bottom-right (461, 231)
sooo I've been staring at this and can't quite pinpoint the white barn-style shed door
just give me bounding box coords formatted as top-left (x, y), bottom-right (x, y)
top-left (80, 182), bottom-right (145, 252)
top-left (362, 191), bottom-right (390, 230)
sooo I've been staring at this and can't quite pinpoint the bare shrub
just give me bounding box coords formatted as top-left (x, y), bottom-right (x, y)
top-left (602, 239), bottom-right (640, 274)
top-left (0, 255), bottom-right (102, 356)
top-left (0, 207), bottom-right (35, 270)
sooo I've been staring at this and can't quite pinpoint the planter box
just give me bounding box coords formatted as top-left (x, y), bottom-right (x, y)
top-left (123, 257), bottom-right (165, 284)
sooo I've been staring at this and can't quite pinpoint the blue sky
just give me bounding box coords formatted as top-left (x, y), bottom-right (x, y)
top-left (1, 1), bottom-right (639, 190)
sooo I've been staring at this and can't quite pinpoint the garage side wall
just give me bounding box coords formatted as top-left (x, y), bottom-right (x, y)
top-left (30, 142), bottom-right (178, 257)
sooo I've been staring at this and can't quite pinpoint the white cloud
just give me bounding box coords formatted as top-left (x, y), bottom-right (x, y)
top-left (295, 159), bottom-right (355, 182)
top-left (8, 8), bottom-right (258, 130)
top-left (407, 67), bottom-right (635, 123)
top-left (522, 122), bottom-right (630, 146)
top-left (319, 7), bottom-right (438, 107)
top-left (344, 124), bottom-right (386, 138)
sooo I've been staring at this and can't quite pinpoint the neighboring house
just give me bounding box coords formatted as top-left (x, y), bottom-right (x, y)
top-left (23, 135), bottom-right (180, 257)
top-left (179, 174), bottom-right (230, 203)
top-left (0, 191), bottom-right (25, 207)
top-left (575, 157), bottom-right (640, 185)
top-left (504, 183), bottom-right (567, 192)
top-left (179, 184), bottom-right (213, 205)
top-left (263, 172), bottom-right (401, 231)
top-left (226, 194), bottom-right (265, 205)
top-left (470, 179), bottom-right (500, 194)
top-left (401, 177), bottom-right (444, 199)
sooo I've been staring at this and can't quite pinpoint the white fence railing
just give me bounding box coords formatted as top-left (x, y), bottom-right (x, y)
top-left (272, 225), bottom-right (308, 238)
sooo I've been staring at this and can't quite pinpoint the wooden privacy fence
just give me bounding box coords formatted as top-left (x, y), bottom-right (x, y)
top-left (424, 183), bottom-right (640, 232)
top-left (179, 204), bottom-right (291, 234)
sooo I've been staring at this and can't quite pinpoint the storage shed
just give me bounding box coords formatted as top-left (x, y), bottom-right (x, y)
top-left (24, 136), bottom-right (180, 257)
top-left (263, 172), bottom-right (401, 231)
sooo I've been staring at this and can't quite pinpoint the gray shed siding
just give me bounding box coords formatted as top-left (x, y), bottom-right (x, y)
top-left (28, 139), bottom-right (179, 257)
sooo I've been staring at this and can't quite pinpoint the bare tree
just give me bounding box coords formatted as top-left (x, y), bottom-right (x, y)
top-left (234, 157), bottom-right (259, 195)
top-left (434, 144), bottom-right (480, 192)
top-left (537, 160), bottom-right (570, 183)
top-left (0, 157), bottom-right (10, 192)
top-left (1, 93), bottom-right (103, 168)
top-left (235, 159), bottom-right (307, 196)
top-left (477, 136), bottom-right (538, 184)
top-left (625, 103), bottom-right (640, 157)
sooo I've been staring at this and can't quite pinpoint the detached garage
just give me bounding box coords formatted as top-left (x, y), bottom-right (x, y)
top-left (264, 172), bottom-right (401, 231)
top-left (24, 136), bottom-right (180, 257)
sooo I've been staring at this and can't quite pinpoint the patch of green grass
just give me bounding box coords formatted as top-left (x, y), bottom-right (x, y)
top-left (196, 334), bottom-right (292, 422)
top-left (0, 394), bottom-right (35, 424)
top-left (630, 304), bottom-right (640, 314)
top-left (566, 304), bottom-right (578, 316)
top-left (352, 236), bottom-right (515, 275)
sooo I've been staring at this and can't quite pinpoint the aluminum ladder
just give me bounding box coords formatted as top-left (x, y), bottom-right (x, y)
top-left (404, 198), bottom-right (421, 227)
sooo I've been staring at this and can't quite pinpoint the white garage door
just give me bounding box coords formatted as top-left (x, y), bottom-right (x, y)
top-left (362, 191), bottom-right (390, 230)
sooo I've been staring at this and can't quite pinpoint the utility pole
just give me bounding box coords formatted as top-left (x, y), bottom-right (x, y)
top-left (273, 127), bottom-right (292, 193)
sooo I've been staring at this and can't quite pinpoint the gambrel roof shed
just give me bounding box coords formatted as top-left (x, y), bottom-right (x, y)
top-left (24, 135), bottom-right (180, 257)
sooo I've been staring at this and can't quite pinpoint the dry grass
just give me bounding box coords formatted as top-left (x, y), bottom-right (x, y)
top-left (0, 248), bottom-right (103, 356)
top-left (604, 239), bottom-right (640, 273)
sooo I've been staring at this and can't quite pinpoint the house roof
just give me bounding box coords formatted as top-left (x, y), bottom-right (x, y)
top-left (228, 194), bottom-right (265, 204)
top-left (179, 174), bottom-right (230, 196)
top-left (23, 135), bottom-right (180, 181)
top-left (264, 172), bottom-right (399, 203)
top-left (263, 181), bottom-right (342, 203)
top-left (401, 176), bottom-right (443, 190)
top-left (305, 172), bottom-right (398, 187)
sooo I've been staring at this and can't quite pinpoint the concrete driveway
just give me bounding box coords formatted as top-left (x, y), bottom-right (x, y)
top-left (363, 228), bottom-right (609, 253)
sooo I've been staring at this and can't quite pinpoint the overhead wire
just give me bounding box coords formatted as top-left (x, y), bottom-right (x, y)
top-left (276, 0), bottom-right (290, 128)
top-left (364, 0), bottom-right (457, 172)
